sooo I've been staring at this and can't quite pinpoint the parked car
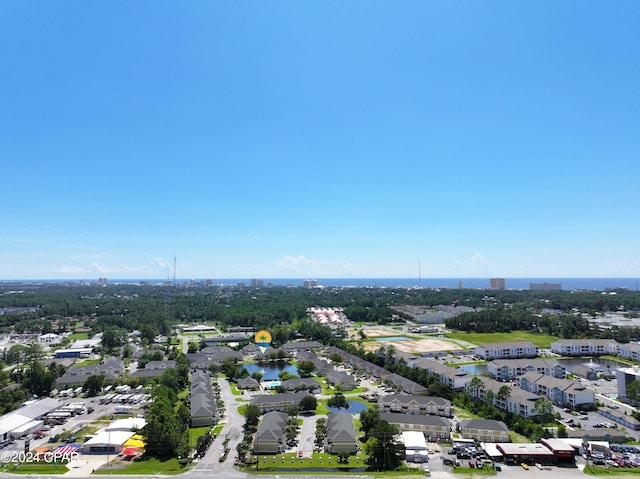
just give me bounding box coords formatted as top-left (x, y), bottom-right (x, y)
top-left (521, 463), bottom-right (529, 470)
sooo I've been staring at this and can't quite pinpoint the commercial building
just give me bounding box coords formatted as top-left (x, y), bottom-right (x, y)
top-left (402, 431), bottom-right (429, 462)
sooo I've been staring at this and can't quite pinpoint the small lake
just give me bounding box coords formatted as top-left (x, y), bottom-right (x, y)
top-left (327, 400), bottom-right (369, 414)
top-left (244, 361), bottom-right (299, 380)
top-left (458, 357), bottom-right (625, 375)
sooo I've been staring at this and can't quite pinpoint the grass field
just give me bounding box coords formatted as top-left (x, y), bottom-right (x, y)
top-left (66, 332), bottom-right (89, 341)
top-left (584, 465), bottom-right (640, 475)
top-left (188, 426), bottom-right (211, 446)
top-left (1, 463), bottom-right (69, 474)
top-left (446, 331), bottom-right (559, 348)
top-left (93, 457), bottom-right (185, 475)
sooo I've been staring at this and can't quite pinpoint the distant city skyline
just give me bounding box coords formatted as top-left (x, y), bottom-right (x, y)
top-left (1, 2), bottom-right (639, 280)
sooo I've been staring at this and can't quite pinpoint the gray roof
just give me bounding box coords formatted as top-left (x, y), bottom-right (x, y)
top-left (380, 412), bottom-right (450, 428)
top-left (326, 411), bottom-right (357, 443)
top-left (461, 418), bottom-right (508, 432)
top-left (380, 394), bottom-right (450, 407)
top-left (250, 392), bottom-right (311, 407)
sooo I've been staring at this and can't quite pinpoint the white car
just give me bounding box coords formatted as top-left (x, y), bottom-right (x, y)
top-left (423, 465), bottom-right (430, 473)
top-left (535, 463), bottom-right (543, 470)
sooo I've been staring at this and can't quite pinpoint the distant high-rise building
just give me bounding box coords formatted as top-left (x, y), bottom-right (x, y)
top-left (251, 279), bottom-right (264, 287)
top-left (490, 278), bottom-right (505, 290)
top-left (98, 277), bottom-right (108, 286)
top-left (205, 279), bottom-right (212, 286)
top-left (458, 281), bottom-right (464, 289)
top-left (304, 279), bottom-right (318, 288)
top-left (530, 282), bottom-right (561, 291)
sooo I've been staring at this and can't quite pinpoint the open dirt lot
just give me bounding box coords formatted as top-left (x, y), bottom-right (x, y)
top-left (358, 326), bottom-right (463, 354)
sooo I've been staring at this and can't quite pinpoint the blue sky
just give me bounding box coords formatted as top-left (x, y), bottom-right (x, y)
top-left (1, 1), bottom-right (639, 280)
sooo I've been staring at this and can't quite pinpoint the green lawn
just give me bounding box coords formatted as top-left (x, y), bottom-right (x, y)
top-left (93, 457), bottom-right (186, 475)
top-left (450, 466), bottom-right (497, 476)
top-left (446, 331), bottom-right (559, 348)
top-left (75, 358), bottom-right (101, 366)
top-left (188, 426), bottom-right (211, 446)
top-left (66, 332), bottom-right (89, 341)
top-left (252, 451), bottom-right (367, 470)
top-left (584, 465), bottom-right (640, 475)
top-left (1, 463), bottom-right (69, 474)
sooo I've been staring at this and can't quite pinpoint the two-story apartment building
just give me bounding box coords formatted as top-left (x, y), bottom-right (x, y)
top-left (380, 412), bottom-right (451, 440)
top-left (460, 418), bottom-right (509, 442)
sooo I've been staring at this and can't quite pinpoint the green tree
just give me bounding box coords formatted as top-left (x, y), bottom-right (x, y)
top-left (83, 374), bottom-right (105, 397)
top-left (359, 407), bottom-right (381, 438)
top-left (365, 420), bottom-right (402, 470)
top-left (143, 400), bottom-right (181, 458)
top-left (297, 360), bottom-right (315, 378)
top-left (22, 361), bottom-right (56, 397)
top-left (244, 405), bottom-right (261, 430)
top-left (533, 397), bottom-right (555, 424)
top-left (469, 376), bottom-right (484, 401)
top-left (327, 393), bottom-right (348, 410)
top-left (626, 380), bottom-right (640, 404)
top-left (299, 395), bottom-right (317, 412)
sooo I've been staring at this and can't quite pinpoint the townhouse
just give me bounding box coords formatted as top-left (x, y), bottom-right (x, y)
top-left (459, 418), bottom-right (509, 442)
top-left (378, 394), bottom-right (452, 417)
top-left (380, 412), bottom-right (451, 440)
top-left (190, 370), bottom-right (217, 427)
top-left (325, 411), bottom-right (358, 453)
top-left (254, 411), bottom-right (288, 454)
top-left (249, 392), bottom-right (312, 413)
top-left (411, 358), bottom-right (472, 390)
top-left (325, 346), bottom-right (428, 395)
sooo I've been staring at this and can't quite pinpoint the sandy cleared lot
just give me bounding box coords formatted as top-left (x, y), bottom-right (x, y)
top-left (357, 326), bottom-right (463, 354)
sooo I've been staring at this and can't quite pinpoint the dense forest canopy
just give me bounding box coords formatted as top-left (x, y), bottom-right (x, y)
top-left (0, 282), bottom-right (639, 340)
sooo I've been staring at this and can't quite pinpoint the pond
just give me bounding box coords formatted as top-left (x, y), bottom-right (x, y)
top-left (327, 400), bottom-right (369, 414)
top-left (243, 361), bottom-right (299, 380)
top-left (374, 336), bottom-right (410, 341)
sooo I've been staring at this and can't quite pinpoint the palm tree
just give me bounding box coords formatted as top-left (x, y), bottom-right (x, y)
top-left (469, 376), bottom-right (485, 400)
top-left (497, 385), bottom-right (511, 410)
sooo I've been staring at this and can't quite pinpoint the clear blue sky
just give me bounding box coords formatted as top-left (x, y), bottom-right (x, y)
top-left (1, 1), bottom-right (639, 280)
